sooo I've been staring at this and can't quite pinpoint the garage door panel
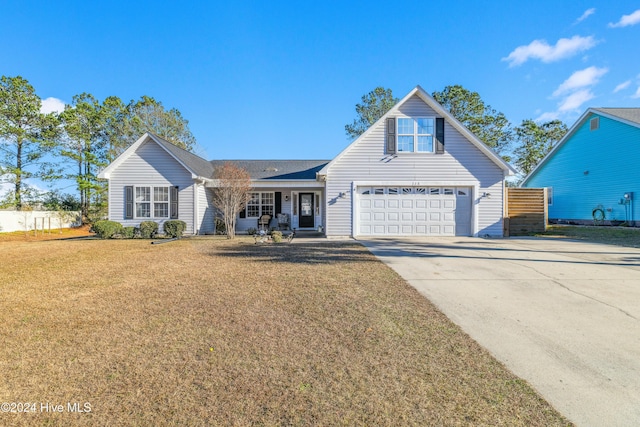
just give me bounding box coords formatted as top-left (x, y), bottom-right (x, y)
top-left (357, 186), bottom-right (471, 237)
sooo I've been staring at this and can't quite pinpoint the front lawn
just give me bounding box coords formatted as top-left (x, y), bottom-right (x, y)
top-left (538, 225), bottom-right (640, 247)
top-left (0, 238), bottom-right (570, 426)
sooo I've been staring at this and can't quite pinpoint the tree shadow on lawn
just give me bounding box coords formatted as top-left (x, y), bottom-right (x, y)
top-left (210, 240), bottom-right (379, 265)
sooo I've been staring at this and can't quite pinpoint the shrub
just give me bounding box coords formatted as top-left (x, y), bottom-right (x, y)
top-left (271, 230), bottom-right (283, 243)
top-left (122, 226), bottom-right (138, 239)
top-left (246, 227), bottom-right (257, 236)
top-left (92, 220), bottom-right (124, 239)
top-left (215, 218), bottom-right (226, 235)
top-left (164, 220), bottom-right (187, 238)
top-left (139, 221), bottom-right (159, 239)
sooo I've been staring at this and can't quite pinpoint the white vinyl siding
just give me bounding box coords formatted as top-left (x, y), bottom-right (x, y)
top-left (325, 94), bottom-right (505, 237)
top-left (108, 140), bottom-right (196, 234)
top-left (197, 185), bottom-right (216, 234)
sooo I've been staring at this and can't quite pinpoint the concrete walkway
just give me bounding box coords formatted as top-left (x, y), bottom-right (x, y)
top-left (361, 237), bottom-right (640, 427)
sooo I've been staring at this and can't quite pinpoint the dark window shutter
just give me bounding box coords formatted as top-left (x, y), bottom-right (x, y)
top-left (275, 192), bottom-right (282, 215)
top-left (170, 186), bottom-right (179, 219)
top-left (125, 186), bottom-right (133, 219)
top-left (386, 117), bottom-right (396, 154)
top-left (435, 118), bottom-right (445, 154)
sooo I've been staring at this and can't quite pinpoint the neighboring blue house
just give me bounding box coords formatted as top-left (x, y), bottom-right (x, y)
top-left (521, 108), bottom-right (640, 225)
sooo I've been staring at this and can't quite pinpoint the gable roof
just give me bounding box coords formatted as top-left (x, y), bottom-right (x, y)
top-left (592, 108), bottom-right (640, 126)
top-left (98, 132), bottom-right (214, 180)
top-left (319, 85), bottom-right (516, 176)
top-left (211, 160), bottom-right (330, 180)
top-left (521, 107), bottom-right (640, 186)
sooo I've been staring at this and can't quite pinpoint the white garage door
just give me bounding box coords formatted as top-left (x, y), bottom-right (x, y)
top-left (357, 186), bottom-right (472, 236)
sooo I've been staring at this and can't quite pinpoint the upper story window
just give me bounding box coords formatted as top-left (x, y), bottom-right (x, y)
top-left (397, 117), bottom-right (434, 153)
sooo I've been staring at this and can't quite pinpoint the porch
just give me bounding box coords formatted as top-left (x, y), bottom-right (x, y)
top-left (235, 187), bottom-right (325, 234)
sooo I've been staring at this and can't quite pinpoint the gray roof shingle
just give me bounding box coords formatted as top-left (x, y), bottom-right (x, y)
top-left (593, 108), bottom-right (640, 125)
top-left (149, 133), bottom-right (215, 178)
top-left (210, 160), bottom-right (330, 180)
top-left (147, 133), bottom-right (327, 181)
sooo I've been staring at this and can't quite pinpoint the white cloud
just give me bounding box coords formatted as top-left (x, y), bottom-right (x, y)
top-left (40, 97), bottom-right (65, 114)
top-left (535, 111), bottom-right (560, 122)
top-left (558, 89), bottom-right (594, 112)
top-left (613, 80), bottom-right (631, 93)
top-left (552, 66), bottom-right (608, 96)
top-left (575, 8), bottom-right (596, 24)
top-left (632, 86), bottom-right (640, 99)
top-left (502, 35), bottom-right (597, 67)
top-left (608, 9), bottom-right (640, 28)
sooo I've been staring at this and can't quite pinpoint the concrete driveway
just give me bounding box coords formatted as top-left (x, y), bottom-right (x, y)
top-left (361, 237), bottom-right (640, 427)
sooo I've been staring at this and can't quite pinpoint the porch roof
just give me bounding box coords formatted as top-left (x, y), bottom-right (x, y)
top-left (210, 160), bottom-right (330, 180)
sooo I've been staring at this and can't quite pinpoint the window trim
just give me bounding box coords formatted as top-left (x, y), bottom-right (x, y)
top-left (396, 116), bottom-right (435, 153)
top-left (245, 191), bottom-right (275, 218)
top-left (134, 185), bottom-right (172, 219)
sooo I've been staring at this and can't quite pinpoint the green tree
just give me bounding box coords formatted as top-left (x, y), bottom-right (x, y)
top-left (59, 93), bottom-right (109, 221)
top-left (513, 119), bottom-right (567, 176)
top-left (432, 85), bottom-right (512, 157)
top-left (126, 96), bottom-right (196, 152)
top-left (101, 95), bottom-right (130, 161)
top-left (0, 75), bottom-right (59, 209)
top-left (345, 87), bottom-right (398, 139)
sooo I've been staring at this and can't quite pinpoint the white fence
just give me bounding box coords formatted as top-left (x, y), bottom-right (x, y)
top-left (0, 210), bottom-right (81, 233)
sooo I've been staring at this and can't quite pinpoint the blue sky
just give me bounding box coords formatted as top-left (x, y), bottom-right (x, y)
top-left (2, 0), bottom-right (639, 169)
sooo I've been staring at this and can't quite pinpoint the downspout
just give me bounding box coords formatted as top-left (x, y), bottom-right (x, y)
top-left (193, 181), bottom-right (199, 235)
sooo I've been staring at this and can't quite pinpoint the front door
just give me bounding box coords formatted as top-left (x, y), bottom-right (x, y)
top-left (299, 193), bottom-right (315, 228)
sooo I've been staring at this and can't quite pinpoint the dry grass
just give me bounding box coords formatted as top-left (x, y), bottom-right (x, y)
top-left (0, 237), bottom-right (570, 426)
top-left (539, 225), bottom-right (640, 248)
top-left (0, 225), bottom-right (94, 242)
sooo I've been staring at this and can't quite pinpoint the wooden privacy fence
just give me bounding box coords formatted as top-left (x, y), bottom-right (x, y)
top-left (504, 188), bottom-right (547, 236)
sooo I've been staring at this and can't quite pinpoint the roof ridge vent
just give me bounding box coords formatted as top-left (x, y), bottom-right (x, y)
top-left (264, 167), bottom-right (279, 172)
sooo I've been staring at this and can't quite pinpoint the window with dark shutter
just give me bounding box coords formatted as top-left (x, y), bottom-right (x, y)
top-left (170, 186), bottom-right (179, 219)
top-left (125, 186), bottom-right (133, 219)
top-left (435, 118), bottom-right (445, 154)
top-left (386, 117), bottom-right (396, 154)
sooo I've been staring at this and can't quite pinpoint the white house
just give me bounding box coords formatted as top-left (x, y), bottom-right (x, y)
top-left (98, 86), bottom-right (515, 237)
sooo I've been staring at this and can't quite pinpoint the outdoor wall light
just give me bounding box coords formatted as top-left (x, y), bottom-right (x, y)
top-left (338, 192), bottom-right (346, 199)
top-left (584, 170), bottom-right (589, 175)
top-left (285, 195), bottom-right (290, 201)
top-left (482, 192), bottom-right (491, 199)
